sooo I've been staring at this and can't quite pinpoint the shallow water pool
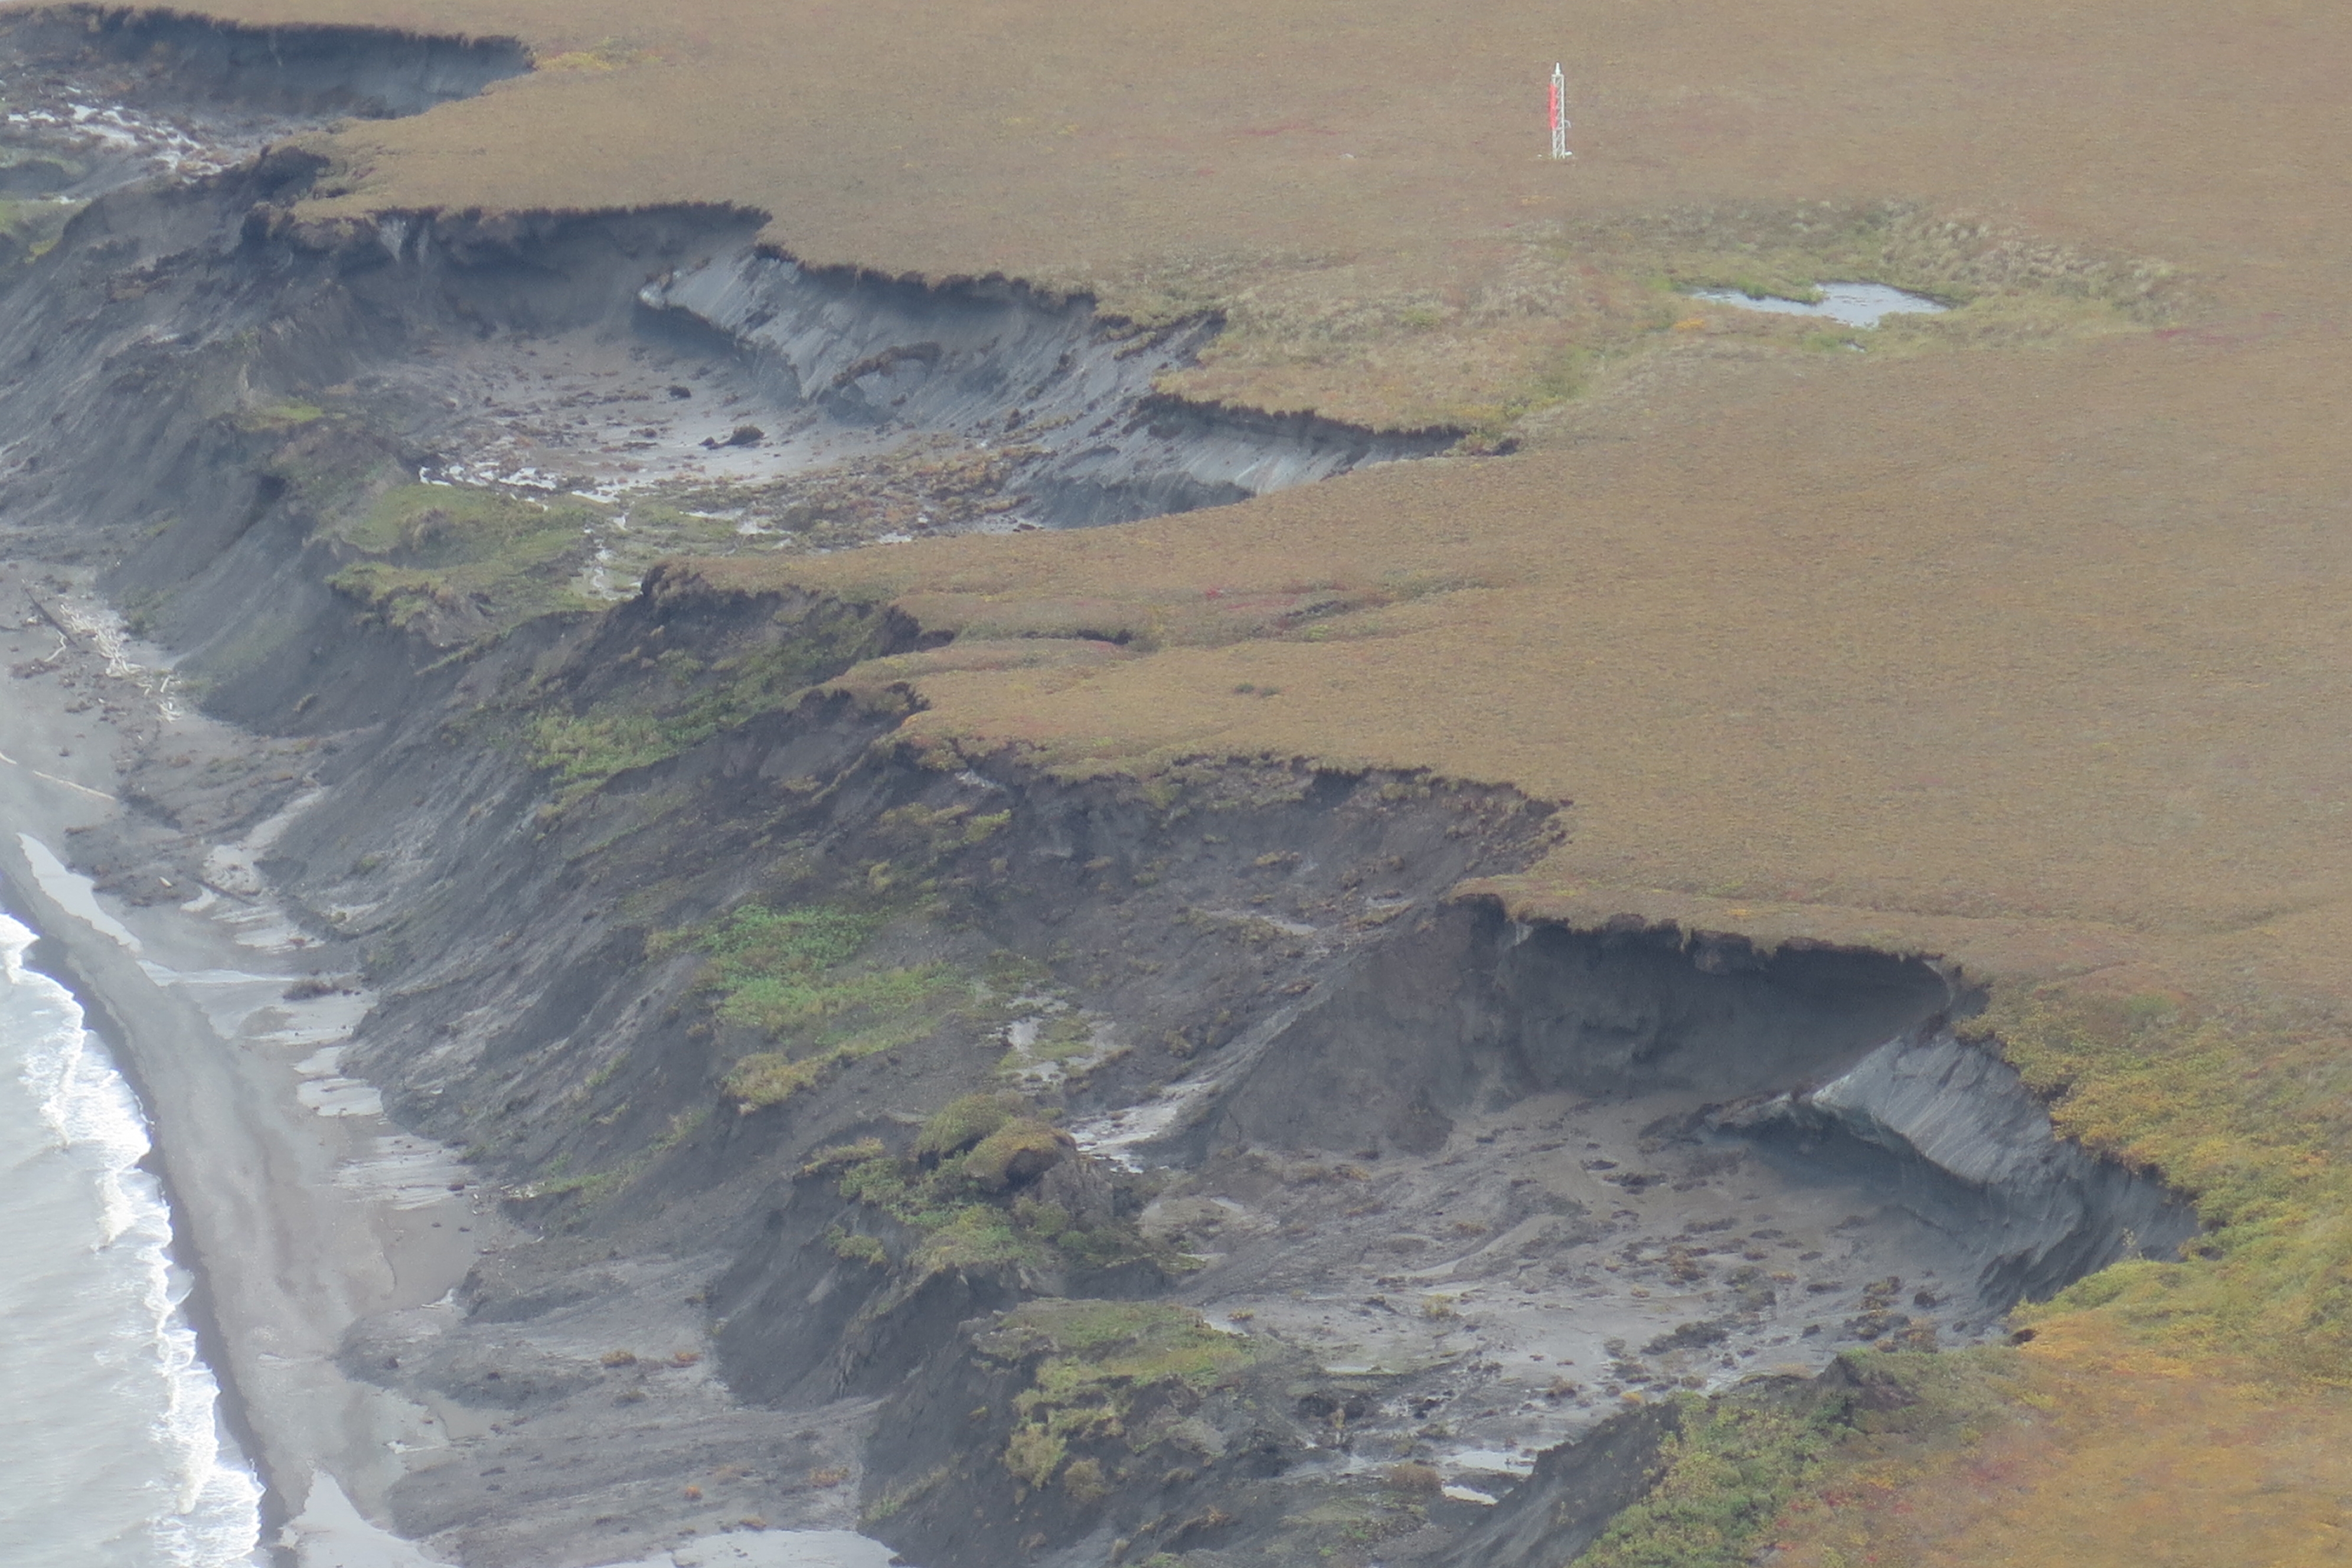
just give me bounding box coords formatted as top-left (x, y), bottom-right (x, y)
top-left (1689, 280), bottom-right (1948, 328)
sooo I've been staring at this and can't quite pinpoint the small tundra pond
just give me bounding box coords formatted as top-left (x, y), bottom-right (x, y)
top-left (1691, 281), bottom-right (1949, 328)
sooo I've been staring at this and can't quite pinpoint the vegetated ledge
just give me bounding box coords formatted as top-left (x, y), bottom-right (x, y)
top-left (1451, 873), bottom-right (2158, 980)
top-left (4, 4), bottom-right (530, 119)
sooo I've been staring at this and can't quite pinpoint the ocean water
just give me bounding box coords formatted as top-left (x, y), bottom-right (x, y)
top-left (0, 913), bottom-right (263, 1567)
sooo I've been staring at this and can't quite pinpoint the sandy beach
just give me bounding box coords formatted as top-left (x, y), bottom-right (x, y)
top-left (0, 558), bottom-right (496, 1567)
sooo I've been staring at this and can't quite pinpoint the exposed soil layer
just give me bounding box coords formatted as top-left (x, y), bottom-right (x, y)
top-left (638, 251), bottom-right (1455, 526)
top-left (0, 27), bottom-right (2201, 1568)
top-left (10, 5), bottom-right (528, 118)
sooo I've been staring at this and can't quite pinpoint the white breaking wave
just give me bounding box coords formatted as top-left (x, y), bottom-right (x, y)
top-left (1, 913), bottom-right (263, 1566)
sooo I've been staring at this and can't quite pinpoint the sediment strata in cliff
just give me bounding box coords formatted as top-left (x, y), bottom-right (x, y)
top-left (638, 250), bottom-right (1456, 525)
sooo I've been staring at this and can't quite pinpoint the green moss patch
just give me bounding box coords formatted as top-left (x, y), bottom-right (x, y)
top-left (696, 902), bottom-right (972, 1110)
top-left (0, 195), bottom-right (82, 260)
top-left (835, 1151), bottom-right (1046, 1273)
top-left (823, 1107), bottom-right (1168, 1278)
top-left (527, 610), bottom-right (898, 805)
top-left (1587, 1350), bottom-right (2023, 1568)
top-left (1985, 987), bottom-right (2352, 1381)
top-left (964, 1118), bottom-right (1073, 1191)
top-left (981, 1301), bottom-right (1255, 1491)
top-left (1581, 1396), bottom-right (1838, 1568)
top-left (699, 903), bottom-right (886, 1023)
top-left (236, 398), bottom-right (326, 430)
top-left (913, 1091), bottom-right (1026, 1163)
top-left (328, 482), bottom-right (601, 633)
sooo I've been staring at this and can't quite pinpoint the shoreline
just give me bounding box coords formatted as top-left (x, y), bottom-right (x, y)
top-left (0, 886), bottom-right (288, 1563)
top-left (0, 561), bottom-right (491, 1567)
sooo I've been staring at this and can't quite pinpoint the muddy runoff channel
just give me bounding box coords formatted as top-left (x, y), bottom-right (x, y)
top-left (0, 13), bottom-right (2194, 1568)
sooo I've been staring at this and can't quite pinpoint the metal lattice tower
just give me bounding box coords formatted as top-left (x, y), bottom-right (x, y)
top-left (1549, 63), bottom-right (1571, 159)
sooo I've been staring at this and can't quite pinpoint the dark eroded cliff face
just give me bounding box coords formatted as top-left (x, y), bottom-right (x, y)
top-left (0, 21), bottom-right (2194, 1567)
top-left (7, 6), bottom-right (528, 119)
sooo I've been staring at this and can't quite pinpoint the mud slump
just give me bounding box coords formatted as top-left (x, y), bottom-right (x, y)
top-left (1070, 904), bottom-right (2194, 1502)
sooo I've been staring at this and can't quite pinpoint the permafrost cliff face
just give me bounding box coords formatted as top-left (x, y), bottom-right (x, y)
top-left (638, 251), bottom-right (1455, 525)
top-left (0, 15), bottom-right (2196, 1568)
top-left (1720, 1027), bottom-right (2198, 1308)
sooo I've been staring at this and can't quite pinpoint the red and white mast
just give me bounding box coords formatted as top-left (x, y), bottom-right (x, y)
top-left (1549, 63), bottom-right (1570, 159)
